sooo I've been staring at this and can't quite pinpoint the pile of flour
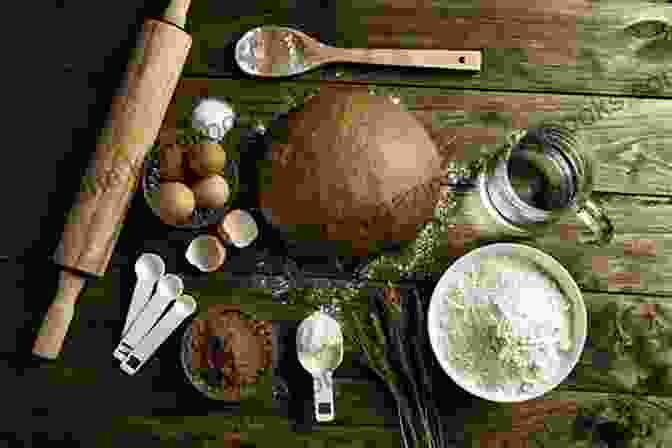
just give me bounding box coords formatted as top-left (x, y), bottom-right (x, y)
top-left (438, 255), bottom-right (574, 400)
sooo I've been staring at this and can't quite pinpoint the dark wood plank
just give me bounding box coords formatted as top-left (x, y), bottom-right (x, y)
top-left (0, 70), bottom-right (105, 260)
top-left (121, 391), bottom-right (672, 447)
top-left (183, 0), bottom-right (672, 97)
top-left (125, 415), bottom-right (400, 446)
top-left (60, 0), bottom-right (175, 74)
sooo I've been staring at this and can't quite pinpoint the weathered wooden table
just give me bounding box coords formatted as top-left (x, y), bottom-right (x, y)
top-left (6, 0), bottom-right (672, 446)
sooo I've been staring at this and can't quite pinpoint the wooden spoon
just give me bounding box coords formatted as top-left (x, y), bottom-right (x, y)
top-left (234, 26), bottom-right (481, 77)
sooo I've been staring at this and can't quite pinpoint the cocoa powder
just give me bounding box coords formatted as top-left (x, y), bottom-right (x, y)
top-left (190, 304), bottom-right (272, 400)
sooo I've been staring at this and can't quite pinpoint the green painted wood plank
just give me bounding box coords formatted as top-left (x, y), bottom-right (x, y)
top-left (455, 391), bottom-right (672, 448)
top-left (560, 294), bottom-right (672, 397)
top-left (165, 78), bottom-right (672, 196)
top-left (441, 189), bottom-right (672, 296)
top-left (182, 0), bottom-right (672, 97)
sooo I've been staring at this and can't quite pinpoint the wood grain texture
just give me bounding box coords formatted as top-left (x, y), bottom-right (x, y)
top-left (565, 294), bottom-right (672, 395)
top-left (439, 190), bottom-right (672, 296)
top-left (38, 0), bottom-right (672, 445)
top-left (461, 392), bottom-right (672, 448)
top-left (331, 48), bottom-right (482, 71)
top-left (56, 20), bottom-right (192, 275)
top-left (31, 271), bottom-right (86, 359)
top-left (161, 78), bottom-right (672, 195)
top-left (183, 0), bottom-right (672, 96)
top-left (115, 389), bottom-right (672, 447)
top-left (125, 416), bottom-right (400, 446)
top-left (33, 18), bottom-right (193, 360)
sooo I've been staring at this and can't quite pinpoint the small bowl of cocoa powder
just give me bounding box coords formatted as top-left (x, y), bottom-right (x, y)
top-left (181, 303), bottom-right (273, 401)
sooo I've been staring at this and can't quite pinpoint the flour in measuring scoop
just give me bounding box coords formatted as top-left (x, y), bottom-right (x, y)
top-left (438, 255), bottom-right (574, 400)
top-left (297, 312), bottom-right (343, 372)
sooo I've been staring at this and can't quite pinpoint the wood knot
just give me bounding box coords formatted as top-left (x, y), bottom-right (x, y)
top-left (274, 143), bottom-right (293, 167)
top-left (624, 19), bottom-right (670, 39)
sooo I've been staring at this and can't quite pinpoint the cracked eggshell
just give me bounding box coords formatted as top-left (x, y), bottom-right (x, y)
top-left (186, 235), bottom-right (227, 272)
top-left (218, 209), bottom-right (259, 248)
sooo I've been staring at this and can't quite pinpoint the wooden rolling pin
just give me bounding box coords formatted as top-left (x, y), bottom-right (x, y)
top-left (33, 0), bottom-right (193, 359)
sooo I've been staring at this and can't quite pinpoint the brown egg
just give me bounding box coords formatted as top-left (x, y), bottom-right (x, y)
top-left (191, 175), bottom-right (230, 209)
top-left (159, 182), bottom-right (195, 225)
top-left (159, 143), bottom-right (186, 181)
top-left (187, 141), bottom-right (227, 177)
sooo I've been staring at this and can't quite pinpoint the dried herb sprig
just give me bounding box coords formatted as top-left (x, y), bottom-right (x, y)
top-left (377, 288), bottom-right (432, 444)
top-left (410, 288), bottom-right (447, 448)
top-left (364, 284), bottom-right (451, 448)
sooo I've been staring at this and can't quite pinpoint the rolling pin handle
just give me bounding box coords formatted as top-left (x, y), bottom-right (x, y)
top-left (163, 0), bottom-right (192, 28)
top-left (32, 270), bottom-right (87, 359)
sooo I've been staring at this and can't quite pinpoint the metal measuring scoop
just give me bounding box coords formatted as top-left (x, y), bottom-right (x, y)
top-left (122, 253), bottom-right (166, 337)
top-left (120, 294), bottom-right (197, 375)
top-left (234, 26), bottom-right (481, 78)
top-left (114, 274), bottom-right (184, 361)
top-left (296, 311), bottom-right (344, 423)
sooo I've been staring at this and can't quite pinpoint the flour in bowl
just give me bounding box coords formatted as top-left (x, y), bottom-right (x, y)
top-left (438, 255), bottom-right (574, 399)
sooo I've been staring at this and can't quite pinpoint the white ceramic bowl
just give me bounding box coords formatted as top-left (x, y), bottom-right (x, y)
top-left (427, 243), bottom-right (587, 402)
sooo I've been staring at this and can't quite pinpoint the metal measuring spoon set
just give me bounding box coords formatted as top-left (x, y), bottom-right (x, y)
top-left (113, 253), bottom-right (197, 375)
